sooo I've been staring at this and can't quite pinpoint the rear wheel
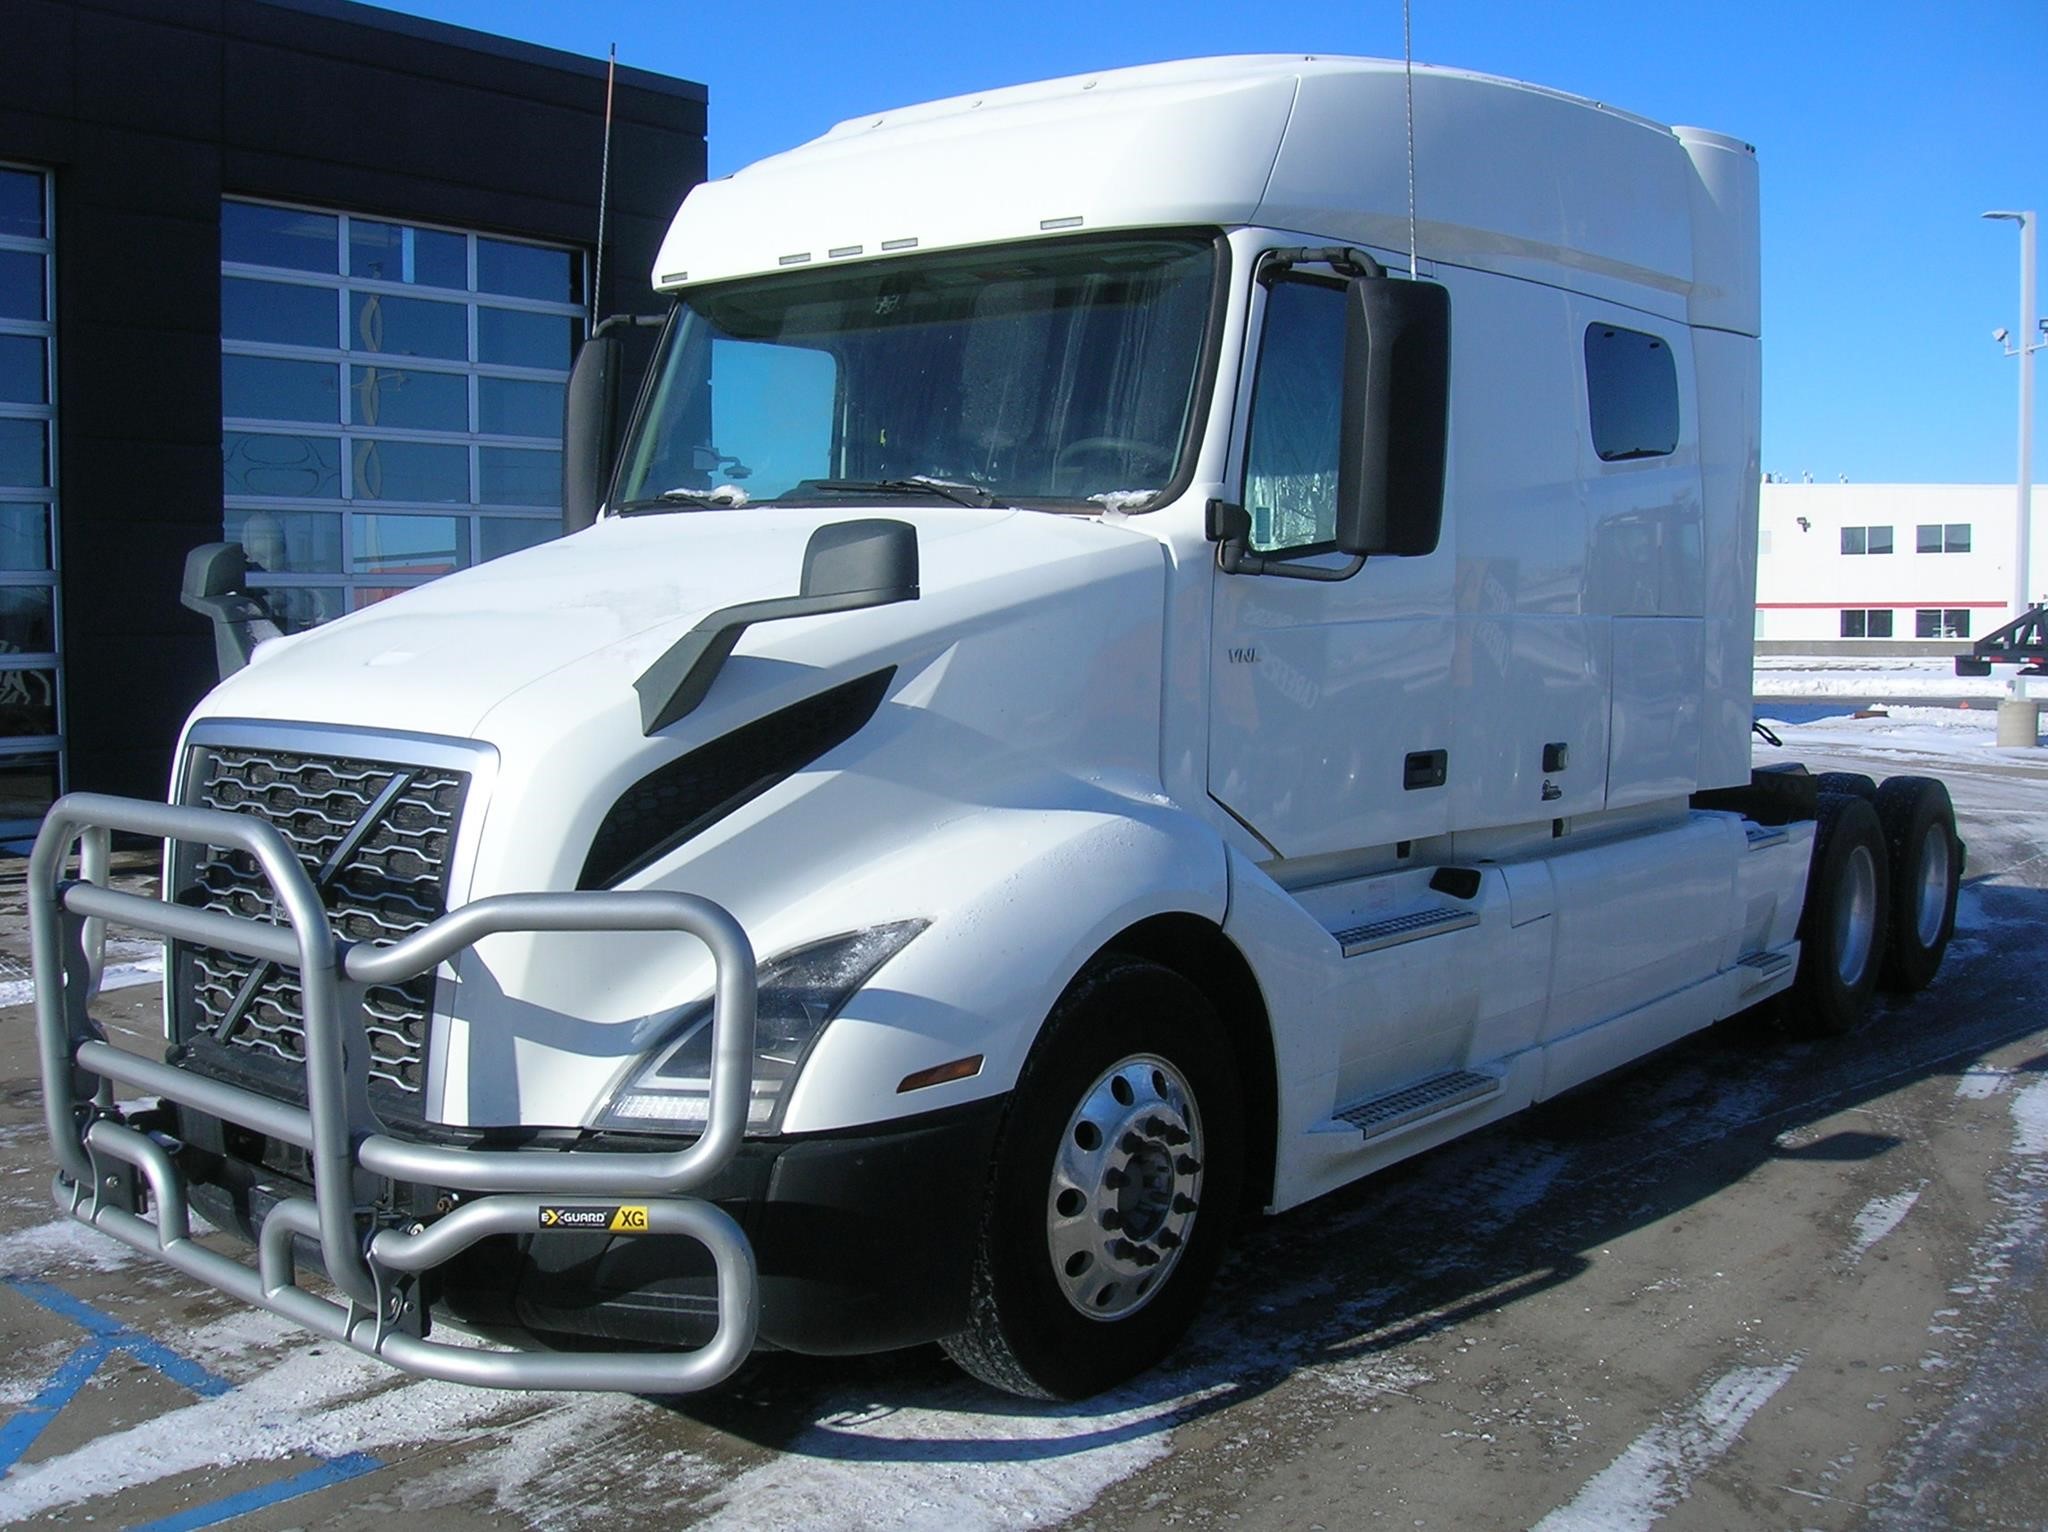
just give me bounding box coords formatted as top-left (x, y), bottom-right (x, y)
top-left (943, 957), bottom-right (1243, 1399)
top-left (1813, 771), bottom-right (1878, 802)
top-left (1874, 776), bottom-right (1960, 993)
top-left (1788, 792), bottom-right (1890, 1036)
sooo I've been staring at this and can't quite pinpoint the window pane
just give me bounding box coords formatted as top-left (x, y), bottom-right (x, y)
top-left (0, 418), bottom-right (47, 487)
top-left (223, 431), bottom-right (342, 499)
top-left (478, 517), bottom-right (555, 562)
top-left (480, 446), bottom-right (559, 506)
top-left (1840, 610), bottom-right (1865, 638)
top-left (0, 751), bottom-right (59, 821)
top-left (1585, 325), bottom-right (1679, 461)
top-left (222, 355), bottom-right (340, 423)
top-left (349, 292), bottom-right (467, 361)
top-left (477, 238), bottom-right (579, 303)
top-left (1946, 524), bottom-right (1971, 553)
top-left (1245, 280), bottom-right (1346, 552)
top-left (1870, 609), bottom-right (1893, 638)
top-left (1949, 610), bottom-right (1971, 637)
top-left (349, 221), bottom-right (467, 291)
top-left (0, 586), bottom-right (54, 651)
top-left (223, 202), bottom-right (337, 273)
top-left (1867, 525), bottom-right (1893, 555)
top-left (0, 169), bottom-right (43, 239)
top-left (479, 376), bottom-right (564, 438)
top-left (222, 278), bottom-right (337, 348)
top-left (245, 584), bottom-right (346, 634)
top-left (0, 250), bottom-right (46, 322)
top-left (351, 438), bottom-right (468, 502)
top-left (1840, 527), bottom-right (1865, 555)
top-left (0, 666), bottom-right (57, 737)
top-left (352, 365), bottom-right (467, 433)
top-left (1916, 524), bottom-right (1942, 554)
top-left (1915, 608), bottom-right (1939, 638)
top-left (226, 508), bottom-right (343, 574)
top-left (478, 307), bottom-right (576, 369)
top-left (0, 334), bottom-right (46, 404)
top-left (352, 514), bottom-right (467, 576)
top-left (0, 505), bottom-right (51, 570)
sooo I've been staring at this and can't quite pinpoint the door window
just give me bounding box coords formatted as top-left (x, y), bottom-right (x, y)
top-left (1242, 278), bottom-right (1346, 553)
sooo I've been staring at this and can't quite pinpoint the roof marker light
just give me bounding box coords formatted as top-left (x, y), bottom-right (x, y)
top-left (829, 245), bottom-right (864, 259)
top-left (881, 237), bottom-right (918, 252)
top-left (1040, 216), bottom-right (1083, 231)
top-left (777, 252), bottom-right (812, 266)
top-left (659, 271), bottom-right (688, 284)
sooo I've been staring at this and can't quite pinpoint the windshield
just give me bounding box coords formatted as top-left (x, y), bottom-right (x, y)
top-left (613, 235), bottom-right (1217, 511)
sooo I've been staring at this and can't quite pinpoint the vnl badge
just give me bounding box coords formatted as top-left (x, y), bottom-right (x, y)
top-left (538, 1204), bottom-right (651, 1233)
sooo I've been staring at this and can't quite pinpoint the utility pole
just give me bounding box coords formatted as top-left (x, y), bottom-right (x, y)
top-left (1985, 212), bottom-right (2041, 741)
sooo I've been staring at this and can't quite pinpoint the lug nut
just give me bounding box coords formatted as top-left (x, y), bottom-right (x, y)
top-left (1132, 1244), bottom-right (1161, 1267)
top-left (1144, 1116), bottom-right (1168, 1136)
top-left (1176, 1155), bottom-right (1202, 1176)
top-left (1112, 1237), bottom-right (1140, 1260)
top-left (1100, 1208), bottom-right (1122, 1230)
top-left (1173, 1194), bottom-right (1199, 1214)
top-left (1120, 1131), bottom-right (1145, 1155)
top-left (1103, 1167), bottom-right (1127, 1191)
top-left (1157, 1228), bottom-right (1183, 1250)
top-left (1163, 1126), bottom-right (1191, 1147)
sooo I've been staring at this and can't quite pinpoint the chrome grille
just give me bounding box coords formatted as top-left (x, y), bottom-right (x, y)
top-left (173, 743), bottom-right (471, 1109)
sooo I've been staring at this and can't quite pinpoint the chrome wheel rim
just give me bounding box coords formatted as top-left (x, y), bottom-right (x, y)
top-left (1835, 844), bottom-right (1879, 986)
top-left (1914, 823), bottom-right (1951, 949)
top-left (1047, 1054), bottom-right (1203, 1322)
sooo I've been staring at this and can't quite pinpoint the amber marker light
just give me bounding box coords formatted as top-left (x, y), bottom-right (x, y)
top-left (897, 1055), bottom-right (985, 1093)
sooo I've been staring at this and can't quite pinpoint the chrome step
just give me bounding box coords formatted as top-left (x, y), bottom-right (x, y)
top-left (1329, 904), bottom-right (1479, 958)
top-left (1337, 1068), bottom-right (1501, 1140)
top-left (1735, 948), bottom-right (1795, 989)
top-left (1744, 823), bottom-right (1791, 850)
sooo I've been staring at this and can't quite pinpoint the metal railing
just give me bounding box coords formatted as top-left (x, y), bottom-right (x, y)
top-left (28, 792), bottom-right (761, 1393)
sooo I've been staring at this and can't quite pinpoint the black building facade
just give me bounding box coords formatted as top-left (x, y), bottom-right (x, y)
top-left (0, 0), bottom-right (706, 828)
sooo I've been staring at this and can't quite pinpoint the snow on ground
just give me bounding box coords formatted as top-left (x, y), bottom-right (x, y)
top-left (1754, 654), bottom-right (2008, 700)
top-left (1754, 703), bottom-right (2030, 763)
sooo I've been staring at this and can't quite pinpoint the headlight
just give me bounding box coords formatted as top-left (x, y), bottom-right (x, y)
top-left (593, 919), bottom-right (928, 1136)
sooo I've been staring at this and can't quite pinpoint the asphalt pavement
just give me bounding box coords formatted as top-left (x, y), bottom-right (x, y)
top-left (0, 732), bottom-right (2043, 1529)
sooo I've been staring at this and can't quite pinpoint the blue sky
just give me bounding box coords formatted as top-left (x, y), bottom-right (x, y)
top-left (380, 0), bottom-right (2046, 485)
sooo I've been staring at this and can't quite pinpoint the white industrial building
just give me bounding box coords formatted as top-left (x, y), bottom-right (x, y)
top-left (1756, 482), bottom-right (2044, 649)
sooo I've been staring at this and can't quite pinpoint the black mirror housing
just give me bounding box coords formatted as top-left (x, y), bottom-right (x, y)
top-left (561, 329), bottom-right (624, 534)
top-left (1336, 276), bottom-right (1451, 557)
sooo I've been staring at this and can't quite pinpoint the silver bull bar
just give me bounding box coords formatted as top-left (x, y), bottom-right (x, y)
top-left (28, 792), bottom-right (761, 1393)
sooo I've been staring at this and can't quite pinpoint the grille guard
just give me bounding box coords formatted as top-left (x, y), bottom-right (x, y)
top-left (28, 792), bottom-right (761, 1393)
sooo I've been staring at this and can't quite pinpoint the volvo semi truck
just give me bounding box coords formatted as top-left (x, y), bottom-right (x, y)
top-left (30, 55), bottom-right (1961, 1401)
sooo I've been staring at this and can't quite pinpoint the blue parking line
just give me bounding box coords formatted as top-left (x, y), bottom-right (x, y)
top-left (5, 1278), bottom-right (235, 1398)
top-left (0, 1275), bottom-right (386, 1523)
top-left (0, 1339), bottom-right (111, 1472)
top-left (125, 1452), bottom-right (385, 1532)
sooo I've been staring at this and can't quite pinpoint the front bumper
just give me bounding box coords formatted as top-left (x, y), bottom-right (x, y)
top-left (177, 1095), bottom-right (1005, 1357)
top-left (29, 793), bottom-right (765, 1394)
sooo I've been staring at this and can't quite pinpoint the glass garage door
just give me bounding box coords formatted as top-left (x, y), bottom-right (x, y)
top-left (219, 199), bottom-right (585, 628)
top-left (0, 164), bottom-right (62, 838)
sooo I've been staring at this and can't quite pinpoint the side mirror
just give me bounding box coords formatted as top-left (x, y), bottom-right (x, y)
top-left (562, 329), bottom-right (624, 534)
top-left (1336, 276), bottom-right (1450, 557)
top-left (180, 543), bottom-right (281, 679)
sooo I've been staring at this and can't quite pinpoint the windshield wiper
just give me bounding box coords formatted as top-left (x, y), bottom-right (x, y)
top-left (811, 476), bottom-right (996, 509)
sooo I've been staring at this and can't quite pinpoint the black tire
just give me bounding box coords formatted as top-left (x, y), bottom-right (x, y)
top-left (1874, 776), bottom-right (1961, 993)
top-left (1813, 771), bottom-right (1878, 802)
top-left (942, 957), bottom-right (1244, 1399)
top-left (1789, 792), bottom-right (1890, 1037)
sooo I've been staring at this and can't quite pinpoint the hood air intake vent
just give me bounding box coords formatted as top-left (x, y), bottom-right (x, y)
top-left (580, 667), bottom-right (895, 890)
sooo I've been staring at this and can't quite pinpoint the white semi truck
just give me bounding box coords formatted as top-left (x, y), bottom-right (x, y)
top-left (31, 56), bottom-right (1961, 1401)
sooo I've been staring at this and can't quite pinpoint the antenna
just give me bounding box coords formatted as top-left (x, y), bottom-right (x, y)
top-left (1403, 0), bottom-right (1418, 279)
top-left (591, 43), bottom-right (617, 328)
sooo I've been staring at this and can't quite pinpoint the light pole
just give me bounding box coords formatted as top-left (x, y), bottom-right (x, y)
top-left (1984, 211), bottom-right (2039, 634)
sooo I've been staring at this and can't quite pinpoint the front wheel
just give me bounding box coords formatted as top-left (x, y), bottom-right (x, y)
top-left (943, 957), bottom-right (1244, 1399)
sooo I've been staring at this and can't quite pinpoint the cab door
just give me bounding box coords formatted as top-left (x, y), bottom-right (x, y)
top-left (1206, 266), bottom-right (1456, 860)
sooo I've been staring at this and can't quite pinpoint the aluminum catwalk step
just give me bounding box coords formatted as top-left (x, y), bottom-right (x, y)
top-left (1735, 948), bottom-right (1796, 990)
top-left (1336, 1068), bottom-right (1502, 1140)
top-left (1328, 904), bottom-right (1479, 958)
